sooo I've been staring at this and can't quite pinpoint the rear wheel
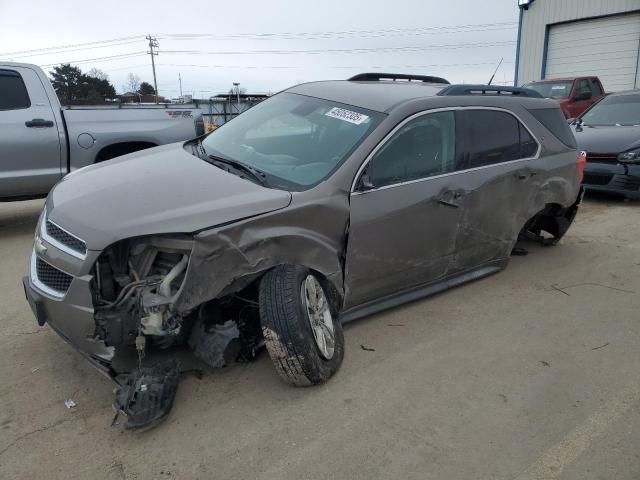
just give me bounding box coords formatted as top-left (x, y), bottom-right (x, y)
top-left (259, 265), bottom-right (344, 386)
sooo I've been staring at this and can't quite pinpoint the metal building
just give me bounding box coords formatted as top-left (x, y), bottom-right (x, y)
top-left (515, 0), bottom-right (640, 91)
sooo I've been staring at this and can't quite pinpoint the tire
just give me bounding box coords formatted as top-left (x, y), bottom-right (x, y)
top-left (259, 265), bottom-right (344, 386)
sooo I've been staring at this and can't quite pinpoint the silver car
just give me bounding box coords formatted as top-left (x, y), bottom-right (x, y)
top-left (23, 74), bottom-right (583, 393)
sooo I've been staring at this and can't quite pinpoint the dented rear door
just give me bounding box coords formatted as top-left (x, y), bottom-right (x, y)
top-left (449, 109), bottom-right (540, 271)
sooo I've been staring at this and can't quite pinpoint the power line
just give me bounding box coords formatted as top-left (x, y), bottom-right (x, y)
top-left (161, 22), bottom-right (517, 40)
top-left (161, 41), bottom-right (516, 56)
top-left (0, 35), bottom-right (144, 57)
top-left (40, 52), bottom-right (147, 68)
top-left (1, 21), bottom-right (517, 58)
top-left (156, 60), bottom-right (515, 70)
top-left (2, 39), bottom-right (145, 60)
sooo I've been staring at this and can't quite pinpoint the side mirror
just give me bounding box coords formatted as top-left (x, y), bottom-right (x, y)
top-left (574, 90), bottom-right (592, 101)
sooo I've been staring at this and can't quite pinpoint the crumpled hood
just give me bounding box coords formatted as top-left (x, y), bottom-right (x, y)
top-left (47, 142), bottom-right (292, 250)
top-left (573, 125), bottom-right (640, 154)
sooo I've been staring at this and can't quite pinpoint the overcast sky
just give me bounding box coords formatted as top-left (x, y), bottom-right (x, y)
top-left (0, 0), bottom-right (519, 98)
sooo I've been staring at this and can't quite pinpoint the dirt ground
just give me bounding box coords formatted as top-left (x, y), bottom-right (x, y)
top-left (1, 195), bottom-right (639, 480)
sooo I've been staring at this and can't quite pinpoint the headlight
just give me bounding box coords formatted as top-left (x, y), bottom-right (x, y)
top-left (618, 149), bottom-right (640, 163)
top-left (34, 208), bottom-right (46, 244)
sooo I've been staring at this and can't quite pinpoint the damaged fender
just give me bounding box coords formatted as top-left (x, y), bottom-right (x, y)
top-left (175, 194), bottom-right (350, 314)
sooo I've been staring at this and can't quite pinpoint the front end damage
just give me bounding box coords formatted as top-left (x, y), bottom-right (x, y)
top-left (91, 235), bottom-right (263, 428)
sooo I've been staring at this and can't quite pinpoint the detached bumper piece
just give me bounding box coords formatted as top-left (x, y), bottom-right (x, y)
top-left (112, 360), bottom-right (180, 430)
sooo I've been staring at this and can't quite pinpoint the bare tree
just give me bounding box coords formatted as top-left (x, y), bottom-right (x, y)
top-left (87, 68), bottom-right (109, 81)
top-left (125, 73), bottom-right (141, 93)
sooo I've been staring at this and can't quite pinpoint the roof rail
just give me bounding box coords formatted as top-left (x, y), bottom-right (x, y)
top-left (348, 72), bottom-right (450, 85)
top-left (437, 84), bottom-right (543, 98)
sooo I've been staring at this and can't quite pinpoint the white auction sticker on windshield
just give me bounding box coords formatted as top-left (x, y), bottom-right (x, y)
top-left (325, 107), bottom-right (369, 125)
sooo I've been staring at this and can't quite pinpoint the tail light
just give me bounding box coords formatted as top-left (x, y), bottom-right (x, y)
top-left (576, 151), bottom-right (587, 183)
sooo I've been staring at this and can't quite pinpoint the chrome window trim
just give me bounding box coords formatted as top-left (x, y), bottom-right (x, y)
top-left (41, 214), bottom-right (87, 260)
top-left (30, 251), bottom-right (69, 299)
top-left (350, 106), bottom-right (542, 195)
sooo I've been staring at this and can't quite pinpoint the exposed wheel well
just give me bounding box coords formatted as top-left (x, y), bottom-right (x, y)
top-left (95, 141), bottom-right (157, 163)
top-left (521, 201), bottom-right (579, 245)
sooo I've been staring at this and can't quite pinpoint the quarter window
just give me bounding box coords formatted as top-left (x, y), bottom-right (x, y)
top-left (0, 70), bottom-right (31, 110)
top-left (364, 111), bottom-right (456, 188)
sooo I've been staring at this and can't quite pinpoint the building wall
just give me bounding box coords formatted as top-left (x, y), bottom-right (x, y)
top-left (516, 0), bottom-right (640, 85)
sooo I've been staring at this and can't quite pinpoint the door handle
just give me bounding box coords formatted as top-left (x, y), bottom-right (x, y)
top-left (515, 169), bottom-right (536, 180)
top-left (436, 190), bottom-right (463, 208)
top-left (25, 118), bottom-right (54, 128)
top-left (438, 198), bottom-right (460, 208)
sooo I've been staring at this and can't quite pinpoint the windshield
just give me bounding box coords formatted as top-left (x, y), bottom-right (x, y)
top-left (524, 81), bottom-right (572, 99)
top-left (581, 94), bottom-right (640, 126)
top-left (201, 92), bottom-right (383, 189)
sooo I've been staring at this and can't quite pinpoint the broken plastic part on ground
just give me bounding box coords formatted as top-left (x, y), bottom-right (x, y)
top-left (112, 359), bottom-right (181, 430)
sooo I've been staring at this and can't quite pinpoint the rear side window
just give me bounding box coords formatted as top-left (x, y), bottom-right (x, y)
top-left (590, 79), bottom-right (603, 96)
top-left (0, 70), bottom-right (31, 110)
top-left (458, 110), bottom-right (522, 169)
top-left (527, 108), bottom-right (577, 148)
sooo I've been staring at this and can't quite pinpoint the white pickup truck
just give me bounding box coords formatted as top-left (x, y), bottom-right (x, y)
top-left (0, 62), bottom-right (204, 201)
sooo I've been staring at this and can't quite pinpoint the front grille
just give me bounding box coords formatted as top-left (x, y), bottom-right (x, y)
top-left (35, 257), bottom-right (73, 294)
top-left (583, 172), bottom-right (613, 186)
top-left (46, 220), bottom-right (87, 255)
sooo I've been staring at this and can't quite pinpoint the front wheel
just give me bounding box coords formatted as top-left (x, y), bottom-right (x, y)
top-left (259, 265), bottom-right (344, 386)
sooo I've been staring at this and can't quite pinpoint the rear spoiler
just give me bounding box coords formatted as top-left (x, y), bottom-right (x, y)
top-left (437, 85), bottom-right (543, 98)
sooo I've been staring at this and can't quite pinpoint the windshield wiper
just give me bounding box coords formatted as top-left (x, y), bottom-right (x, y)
top-left (207, 154), bottom-right (269, 187)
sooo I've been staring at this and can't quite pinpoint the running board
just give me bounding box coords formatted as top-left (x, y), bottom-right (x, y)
top-left (339, 259), bottom-right (507, 324)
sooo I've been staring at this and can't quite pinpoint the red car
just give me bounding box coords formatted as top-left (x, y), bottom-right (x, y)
top-left (523, 77), bottom-right (606, 119)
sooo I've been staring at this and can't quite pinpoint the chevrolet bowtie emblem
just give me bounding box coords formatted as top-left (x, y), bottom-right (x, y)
top-left (35, 238), bottom-right (48, 255)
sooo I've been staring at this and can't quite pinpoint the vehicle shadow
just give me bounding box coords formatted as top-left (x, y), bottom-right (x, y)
top-left (0, 200), bottom-right (44, 239)
top-left (583, 190), bottom-right (638, 205)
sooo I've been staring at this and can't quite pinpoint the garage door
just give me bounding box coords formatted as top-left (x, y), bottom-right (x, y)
top-left (545, 13), bottom-right (640, 92)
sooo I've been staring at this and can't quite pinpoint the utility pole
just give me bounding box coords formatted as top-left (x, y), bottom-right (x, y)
top-left (178, 73), bottom-right (183, 101)
top-left (146, 34), bottom-right (159, 104)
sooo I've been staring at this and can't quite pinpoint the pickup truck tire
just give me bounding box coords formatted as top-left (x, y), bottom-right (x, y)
top-left (259, 265), bottom-right (344, 386)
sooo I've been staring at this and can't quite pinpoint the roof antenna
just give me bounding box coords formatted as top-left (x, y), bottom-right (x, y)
top-left (487, 57), bottom-right (504, 86)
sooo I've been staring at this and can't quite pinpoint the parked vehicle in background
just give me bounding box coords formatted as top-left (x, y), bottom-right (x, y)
top-left (23, 74), bottom-right (583, 429)
top-left (523, 77), bottom-right (606, 119)
top-left (0, 62), bottom-right (205, 201)
top-left (571, 90), bottom-right (640, 199)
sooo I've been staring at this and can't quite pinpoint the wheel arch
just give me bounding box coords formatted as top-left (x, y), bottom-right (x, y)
top-left (176, 228), bottom-right (346, 314)
top-left (95, 141), bottom-right (158, 163)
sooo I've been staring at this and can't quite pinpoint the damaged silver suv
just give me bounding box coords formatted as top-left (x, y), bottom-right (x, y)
top-left (23, 74), bottom-right (583, 418)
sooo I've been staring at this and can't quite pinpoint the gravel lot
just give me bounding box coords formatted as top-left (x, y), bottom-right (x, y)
top-left (1, 195), bottom-right (639, 480)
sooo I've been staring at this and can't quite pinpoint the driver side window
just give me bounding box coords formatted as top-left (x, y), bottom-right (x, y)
top-left (365, 111), bottom-right (456, 188)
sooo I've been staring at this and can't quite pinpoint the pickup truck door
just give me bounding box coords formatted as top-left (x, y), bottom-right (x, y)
top-left (0, 66), bottom-right (62, 199)
top-left (344, 111), bottom-right (463, 308)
